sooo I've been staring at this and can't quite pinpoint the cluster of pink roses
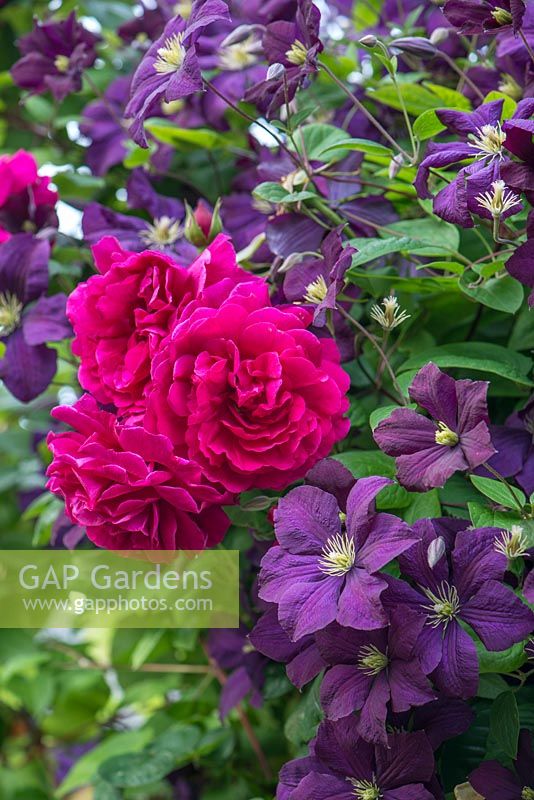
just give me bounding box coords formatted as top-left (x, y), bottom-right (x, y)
top-left (46, 234), bottom-right (350, 550)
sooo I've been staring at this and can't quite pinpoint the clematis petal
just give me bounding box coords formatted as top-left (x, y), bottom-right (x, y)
top-left (461, 580), bottom-right (534, 651)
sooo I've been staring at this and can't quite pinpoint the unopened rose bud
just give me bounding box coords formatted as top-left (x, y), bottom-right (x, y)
top-left (390, 36), bottom-right (437, 58)
top-left (359, 34), bottom-right (378, 48)
top-left (267, 62), bottom-right (285, 80)
top-left (184, 198), bottom-right (223, 247)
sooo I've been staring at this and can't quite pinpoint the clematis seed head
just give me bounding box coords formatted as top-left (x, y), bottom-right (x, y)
top-left (370, 295), bottom-right (410, 331)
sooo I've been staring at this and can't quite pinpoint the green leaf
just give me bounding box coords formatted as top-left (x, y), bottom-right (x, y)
top-left (58, 730), bottom-right (153, 796)
top-left (485, 90), bottom-right (518, 120)
top-left (413, 109), bottom-right (447, 141)
top-left (144, 121), bottom-right (237, 149)
top-left (459, 270), bottom-right (524, 313)
top-left (284, 676), bottom-right (323, 746)
top-left (468, 501), bottom-right (523, 531)
top-left (403, 489), bottom-right (441, 522)
top-left (477, 640), bottom-right (527, 674)
top-left (348, 236), bottom-right (420, 268)
top-left (335, 450), bottom-right (396, 478)
top-left (478, 673), bottom-right (510, 699)
top-left (384, 217), bottom-right (460, 256)
top-left (320, 137), bottom-right (393, 159)
top-left (252, 182), bottom-right (316, 204)
top-left (423, 83), bottom-right (472, 110)
top-left (399, 342), bottom-right (534, 386)
top-left (370, 82), bottom-right (443, 115)
top-left (369, 405), bottom-right (402, 430)
top-left (470, 475), bottom-right (525, 509)
top-left (289, 123), bottom-right (352, 161)
top-left (347, 268), bottom-right (459, 295)
top-left (488, 691), bottom-right (520, 759)
top-left (52, 171), bottom-right (105, 202)
top-left (94, 779), bottom-right (121, 800)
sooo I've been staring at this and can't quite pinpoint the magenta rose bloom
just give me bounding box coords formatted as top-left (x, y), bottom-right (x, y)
top-left (46, 395), bottom-right (231, 550)
top-left (68, 233), bottom-right (262, 415)
top-left (0, 150), bottom-right (58, 242)
top-left (147, 281), bottom-right (350, 492)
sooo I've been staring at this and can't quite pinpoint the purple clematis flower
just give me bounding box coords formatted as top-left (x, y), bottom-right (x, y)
top-left (125, 0), bottom-right (230, 146)
top-left (207, 625), bottom-right (266, 718)
top-left (0, 234), bottom-right (71, 402)
top-left (393, 696), bottom-right (475, 750)
top-left (258, 477), bottom-right (420, 640)
top-left (316, 608), bottom-right (435, 745)
top-left (386, 522), bottom-right (534, 699)
top-left (374, 362), bottom-right (495, 492)
top-left (82, 169), bottom-right (197, 262)
top-left (483, 395), bottom-right (534, 493)
top-left (444, 0), bottom-right (525, 34)
top-left (245, 0), bottom-right (322, 116)
top-left (470, 729), bottom-right (534, 800)
top-left (505, 212), bottom-right (534, 304)
top-left (250, 604), bottom-right (327, 689)
top-left (11, 12), bottom-right (100, 102)
top-left (289, 718), bottom-right (436, 800)
top-left (80, 76), bottom-right (131, 177)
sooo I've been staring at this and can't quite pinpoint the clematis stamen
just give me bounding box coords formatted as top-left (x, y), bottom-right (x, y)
top-left (218, 34), bottom-right (261, 70)
top-left (423, 582), bottom-right (461, 628)
top-left (154, 32), bottom-right (186, 74)
top-left (286, 39), bottom-right (308, 65)
top-left (348, 778), bottom-right (382, 800)
top-left (173, 0), bottom-right (192, 18)
top-left (0, 292), bottom-right (23, 337)
top-left (522, 788), bottom-right (534, 800)
top-left (140, 216), bottom-right (182, 247)
top-left (370, 295), bottom-right (410, 331)
top-left (495, 525), bottom-right (528, 559)
top-left (468, 123), bottom-right (506, 160)
top-left (491, 7), bottom-right (513, 25)
top-left (358, 644), bottom-right (388, 676)
top-left (318, 532), bottom-right (356, 576)
top-left (435, 421), bottom-right (459, 446)
top-left (54, 54), bottom-right (70, 73)
top-left (304, 275), bottom-right (328, 304)
top-left (476, 180), bottom-right (520, 219)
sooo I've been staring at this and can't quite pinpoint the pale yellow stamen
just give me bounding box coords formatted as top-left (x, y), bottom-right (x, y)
top-left (423, 582), bottom-right (461, 628)
top-left (174, 0), bottom-right (192, 18)
top-left (0, 292), bottom-right (23, 337)
top-left (468, 123), bottom-right (506, 160)
top-left (286, 39), bottom-right (308, 65)
top-left (435, 421), bottom-right (459, 447)
top-left (358, 645), bottom-right (388, 676)
top-left (492, 7), bottom-right (513, 25)
top-left (499, 73), bottom-right (522, 101)
top-left (54, 55), bottom-right (70, 73)
top-left (139, 216), bottom-right (182, 247)
top-left (154, 32), bottom-right (186, 74)
top-left (476, 179), bottom-right (520, 218)
top-left (495, 525), bottom-right (528, 559)
top-left (318, 532), bottom-right (356, 576)
top-left (304, 275), bottom-right (328, 305)
top-left (280, 168), bottom-right (308, 193)
top-left (370, 296), bottom-right (410, 331)
top-left (219, 34), bottom-right (261, 71)
top-left (349, 778), bottom-right (382, 800)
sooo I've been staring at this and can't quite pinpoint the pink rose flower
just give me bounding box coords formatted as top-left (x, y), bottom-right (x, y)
top-left (68, 233), bottom-right (262, 414)
top-left (147, 281), bottom-right (350, 492)
top-left (0, 150), bottom-right (58, 242)
top-left (46, 395), bottom-right (232, 550)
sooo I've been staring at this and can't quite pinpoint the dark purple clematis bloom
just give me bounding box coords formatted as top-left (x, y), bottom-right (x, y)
top-left (80, 76), bottom-right (131, 177)
top-left (11, 12), bottom-right (100, 102)
top-left (393, 697), bottom-right (475, 750)
top-left (0, 234), bottom-right (70, 402)
top-left (125, 0), bottom-right (230, 146)
top-left (470, 729), bottom-right (534, 800)
top-left (444, 0), bottom-right (525, 34)
top-left (82, 169), bottom-right (196, 263)
top-left (250, 604), bottom-right (327, 689)
top-left (386, 522), bottom-right (534, 699)
top-left (483, 395), bottom-right (534, 493)
top-left (316, 609), bottom-right (435, 745)
top-left (207, 625), bottom-right (266, 718)
top-left (245, 0), bottom-right (322, 116)
top-left (414, 100), bottom-right (511, 227)
top-left (374, 362), bottom-right (495, 492)
top-left (258, 477), bottom-right (419, 640)
top-left (505, 212), bottom-right (534, 304)
top-left (289, 718), bottom-right (436, 800)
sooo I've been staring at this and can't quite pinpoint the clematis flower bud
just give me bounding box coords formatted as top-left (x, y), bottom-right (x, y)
top-left (390, 36), bottom-right (437, 58)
